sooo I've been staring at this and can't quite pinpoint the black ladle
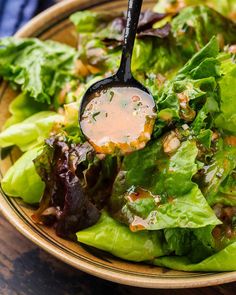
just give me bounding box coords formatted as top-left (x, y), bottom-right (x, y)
top-left (79, 0), bottom-right (156, 153)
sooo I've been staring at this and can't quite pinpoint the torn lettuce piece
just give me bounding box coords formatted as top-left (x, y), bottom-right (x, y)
top-left (152, 140), bottom-right (198, 196)
top-left (197, 129), bottom-right (213, 149)
top-left (197, 143), bottom-right (236, 202)
top-left (0, 111), bottom-right (64, 151)
top-left (215, 60), bottom-right (236, 133)
top-left (70, 10), bottom-right (181, 77)
top-left (219, 172), bottom-right (236, 196)
top-left (164, 226), bottom-right (216, 263)
top-left (154, 0), bottom-right (236, 21)
top-left (109, 140), bottom-right (220, 230)
top-left (77, 211), bottom-right (168, 262)
top-left (70, 11), bottom-right (107, 33)
top-left (176, 36), bottom-right (219, 78)
top-left (70, 11), bottom-right (122, 35)
top-left (119, 185), bottom-right (220, 231)
top-left (171, 5), bottom-right (236, 58)
top-left (70, 10), bottom-right (170, 42)
top-left (70, 10), bottom-right (122, 74)
top-left (132, 37), bottom-right (181, 76)
top-left (208, 193), bottom-right (236, 207)
top-left (155, 37), bottom-right (220, 134)
top-left (3, 93), bottom-right (47, 129)
top-left (1, 147), bottom-right (45, 204)
top-left (0, 38), bottom-right (77, 103)
top-left (33, 138), bottom-right (118, 238)
top-left (154, 242), bottom-right (236, 271)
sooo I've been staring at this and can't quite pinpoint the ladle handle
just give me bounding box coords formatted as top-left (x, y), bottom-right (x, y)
top-left (117, 0), bottom-right (143, 82)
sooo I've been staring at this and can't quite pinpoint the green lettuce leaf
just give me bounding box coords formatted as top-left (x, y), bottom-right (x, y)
top-left (154, 242), bottom-right (236, 271)
top-left (198, 143), bottom-right (236, 202)
top-left (171, 5), bottom-right (236, 58)
top-left (3, 93), bottom-right (47, 129)
top-left (208, 193), bottom-right (236, 207)
top-left (1, 147), bottom-right (45, 204)
top-left (70, 11), bottom-right (121, 34)
top-left (220, 172), bottom-right (236, 195)
top-left (132, 37), bottom-right (182, 76)
top-left (176, 36), bottom-right (220, 78)
top-left (164, 226), bottom-right (216, 263)
top-left (70, 10), bottom-right (182, 78)
top-left (70, 11), bottom-right (103, 33)
top-left (207, 169), bottom-right (236, 206)
top-left (154, 0), bottom-right (236, 20)
top-left (0, 37), bottom-right (77, 103)
top-left (77, 211), bottom-right (168, 262)
top-left (109, 140), bottom-right (220, 230)
top-left (0, 111), bottom-right (64, 151)
top-left (70, 10), bottom-right (122, 74)
top-left (214, 60), bottom-right (236, 133)
top-left (154, 37), bottom-right (220, 134)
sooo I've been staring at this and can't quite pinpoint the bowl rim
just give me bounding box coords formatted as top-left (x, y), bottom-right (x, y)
top-left (1, 0), bottom-right (236, 289)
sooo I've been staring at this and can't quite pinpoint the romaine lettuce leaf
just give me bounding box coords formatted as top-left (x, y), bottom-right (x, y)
top-left (1, 147), bottom-right (45, 204)
top-left (154, 242), bottom-right (236, 271)
top-left (0, 38), bottom-right (77, 103)
top-left (77, 211), bottom-right (168, 262)
top-left (0, 111), bottom-right (64, 151)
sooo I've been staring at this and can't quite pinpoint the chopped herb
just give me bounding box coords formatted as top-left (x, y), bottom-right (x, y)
top-left (92, 111), bottom-right (100, 121)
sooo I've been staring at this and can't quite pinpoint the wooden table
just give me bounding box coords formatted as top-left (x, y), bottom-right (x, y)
top-left (0, 214), bottom-right (235, 295)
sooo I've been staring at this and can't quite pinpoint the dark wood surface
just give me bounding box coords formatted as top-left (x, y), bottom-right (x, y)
top-left (0, 214), bottom-right (235, 295)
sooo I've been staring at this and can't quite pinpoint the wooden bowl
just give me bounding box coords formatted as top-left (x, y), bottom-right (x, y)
top-left (0, 0), bottom-right (236, 288)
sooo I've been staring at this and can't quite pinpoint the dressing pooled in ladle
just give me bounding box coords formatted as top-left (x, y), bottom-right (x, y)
top-left (80, 0), bottom-right (156, 154)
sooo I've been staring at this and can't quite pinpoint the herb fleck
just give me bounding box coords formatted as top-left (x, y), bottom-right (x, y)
top-left (92, 111), bottom-right (100, 121)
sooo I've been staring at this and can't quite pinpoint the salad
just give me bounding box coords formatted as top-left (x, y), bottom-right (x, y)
top-left (0, 0), bottom-right (236, 272)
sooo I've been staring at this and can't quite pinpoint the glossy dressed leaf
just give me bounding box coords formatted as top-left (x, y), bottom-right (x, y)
top-left (109, 140), bottom-right (220, 230)
top-left (199, 145), bottom-right (236, 201)
top-left (155, 38), bottom-right (220, 134)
